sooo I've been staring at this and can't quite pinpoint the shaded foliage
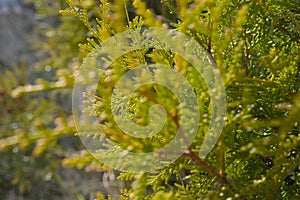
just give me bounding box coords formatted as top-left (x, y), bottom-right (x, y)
top-left (0, 0), bottom-right (299, 199)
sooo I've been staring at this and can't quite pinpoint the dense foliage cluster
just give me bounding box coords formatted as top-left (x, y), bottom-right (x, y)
top-left (1, 0), bottom-right (299, 199)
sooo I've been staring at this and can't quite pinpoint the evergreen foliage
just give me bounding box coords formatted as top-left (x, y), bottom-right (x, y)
top-left (0, 0), bottom-right (299, 199)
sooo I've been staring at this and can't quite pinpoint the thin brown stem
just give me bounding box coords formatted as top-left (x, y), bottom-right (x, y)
top-left (243, 29), bottom-right (249, 76)
top-left (278, 26), bottom-right (300, 45)
top-left (184, 148), bottom-right (247, 200)
top-left (268, 184), bottom-right (278, 200)
top-left (219, 138), bottom-right (226, 176)
top-left (208, 13), bottom-right (213, 55)
top-left (184, 148), bottom-right (230, 185)
top-left (208, 37), bottom-right (212, 54)
top-left (123, 0), bottom-right (130, 25)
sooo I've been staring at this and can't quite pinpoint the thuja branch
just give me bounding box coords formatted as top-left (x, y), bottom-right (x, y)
top-left (168, 103), bottom-right (229, 185)
top-left (183, 148), bottom-right (229, 185)
top-left (183, 148), bottom-right (246, 200)
top-left (278, 26), bottom-right (300, 46)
